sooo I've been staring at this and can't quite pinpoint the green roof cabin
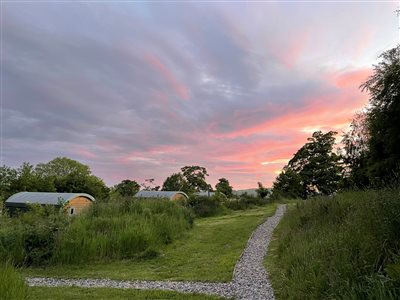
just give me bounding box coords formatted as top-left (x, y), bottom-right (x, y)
top-left (5, 192), bottom-right (95, 216)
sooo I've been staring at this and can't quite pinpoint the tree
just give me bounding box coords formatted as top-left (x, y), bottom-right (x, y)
top-left (0, 165), bottom-right (18, 201)
top-left (162, 173), bottom-right (190, 193)
top-left (35, 157), bottom-right (109, 199)
top-left (360, 46), bottom-right (400, 183)
top-left (181, 166), bottom-right (211, 193)
top-left (140, 178), bottom-right (160, 191)
top-left (272, 168), bottom-right (303, 199)
top-left (256, 182), bottom-right (270, 199)
top-left (341, 112), bottom-right (370, 188)
top-left (114, 179), bottom-right (140, 197)
top-left (272, 131), bottom-right (342, 199)
top-left (215, 178), bottom-right (233, 197)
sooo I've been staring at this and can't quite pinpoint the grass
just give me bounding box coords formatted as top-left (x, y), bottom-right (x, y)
top-left (0, 199), bottom-right (192, 266)
top-left (28, 287), bottom-right (223, 300)
top-left (24, 204), bottom-right (277, 282)
top-left (265, 189), bottom-right (400, 299)
top-left (0, 263), bottom-right (27, 300)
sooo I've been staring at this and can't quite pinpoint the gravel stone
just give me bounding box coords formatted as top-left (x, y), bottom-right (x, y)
top-left (26, 204), bottom-right (287, 299)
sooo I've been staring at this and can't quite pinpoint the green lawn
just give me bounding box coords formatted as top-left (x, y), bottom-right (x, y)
top-left (24, 204), bottom-right (277, 282)
top-left (28, 287), bottom-right (223, 300)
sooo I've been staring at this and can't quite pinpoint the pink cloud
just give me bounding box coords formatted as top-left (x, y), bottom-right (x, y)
top-left (144, 53), bottom-right (190, 100)
top-left (77, 148), bottom-right (97, 159)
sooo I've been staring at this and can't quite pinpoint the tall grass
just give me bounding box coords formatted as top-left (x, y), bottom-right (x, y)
top-left (266, 189), bottom-right (400, 299)
top-left (0, 198), bottom-right (193, 266)
top-left (0, 263), bottom-right (27, 300)
top-left (53, 198), bottom-right (193, 264)
top-left (0, 205), bottom-right (68, 266)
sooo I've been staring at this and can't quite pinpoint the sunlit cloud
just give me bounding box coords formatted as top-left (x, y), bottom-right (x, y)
top-left (261, 159), bottom-right (290, 165)
top-left (3, 2), bottom-right (396, 189)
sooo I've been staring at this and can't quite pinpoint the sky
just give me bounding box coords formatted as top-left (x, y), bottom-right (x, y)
top-left (2, 1), bottom-right (399, 190)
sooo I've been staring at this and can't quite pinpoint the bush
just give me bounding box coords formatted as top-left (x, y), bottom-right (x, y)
top-left (0, 263), bottom-right (27, 300)
top-left (53, 198), bottom-right (193, 264)
top-left (0, 205), bottom-right (68, 266)
top-left (224, 193), bottom-right (270, 211)
top-left (187, 195), bottom-right (224, 217)
top-left (268, 189), bottom-right (400, 299)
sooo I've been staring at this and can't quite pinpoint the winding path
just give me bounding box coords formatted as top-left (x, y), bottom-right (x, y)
top-left (27, 204), bottom-right (287, 299)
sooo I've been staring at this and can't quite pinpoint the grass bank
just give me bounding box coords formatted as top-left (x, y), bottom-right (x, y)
top-left (25, 204), bottom-right (277, 282)
top-left (28, 287), bottom-right (223, 300)
top-left (265, 189), bottom-right (400, 299)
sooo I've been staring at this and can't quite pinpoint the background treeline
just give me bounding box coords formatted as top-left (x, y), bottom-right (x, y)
top-left (272, 46), bottom-right (400, 199)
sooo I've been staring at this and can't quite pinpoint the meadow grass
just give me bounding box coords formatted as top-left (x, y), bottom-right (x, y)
top-left (28, 287), bottom-right (224, 300)
top-left (265, 189), bottom-right (400, 299)
top-left (24, 204), bottom-right (277, 282)
top-left (53, 199), bottom-right (193, 264)
top-left (0, 263), bottom-right (27, 300)
top-left (0, 199), bottom-right (192, 266)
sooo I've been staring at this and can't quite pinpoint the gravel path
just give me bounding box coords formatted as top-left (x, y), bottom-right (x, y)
top-left (27, 204), bottom-right (287, 299)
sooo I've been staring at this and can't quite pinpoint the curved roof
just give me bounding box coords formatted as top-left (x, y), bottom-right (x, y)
top-left (6, 192), bottom-right (95, 206)
top-left (135, 190), bottom-right (188, 200)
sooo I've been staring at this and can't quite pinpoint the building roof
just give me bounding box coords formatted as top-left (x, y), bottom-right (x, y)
top-left (135, 190), bottom-right (188, 200)
top-left (5, 192), bottom-right (95, 206)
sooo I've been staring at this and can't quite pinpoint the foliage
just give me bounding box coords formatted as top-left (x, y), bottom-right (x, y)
top-left (140, 178), bottom-right (160, 191)
top-left (0, 205), bottom-right (69, 266)
top-left (187, 195), bottom-right (224, 218)
top-left (223, 192), bottom-right (269, 210)
top-left (272, 131), bottom-right (342, 199)
top-left (36, 157), bottom-right (109, 199)
top-left (113, 179), bottom-right (140, 197)
top-left (161, 166), bottom-right (211, 195)
top-left (215, 178), bottom-right (233, 198)
top-left (181, 166), bottom-right (211, 193)
top-left (53, 198), bottom-right (192, 264)
top-left (0, 263), bottom-right (27, 300)
top-left (162, 173), bottom-right (191, 194)
top-left (256, 182), bottom-right (270, 199)
top-left (360, 46), bottom-right (400, 184)
top-left (341, 111), bottom-right (370, 188)
top-left (265, 189), bottom-right (400, 299)
top-left (0, 157), bottom-right (109, 201)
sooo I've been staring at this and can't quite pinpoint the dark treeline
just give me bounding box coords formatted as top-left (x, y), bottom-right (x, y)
top-left (272, 46), bottom-right (400, 199)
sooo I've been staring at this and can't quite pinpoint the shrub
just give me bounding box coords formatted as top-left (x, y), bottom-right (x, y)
top-left (0, 205), bottom-right (68, 266)
top-left (187, 195), bottom-right (224, 217)
top-left (224, 193), bottom-right (270, 211)
top-left (0, 262), bottom-right (27, 300)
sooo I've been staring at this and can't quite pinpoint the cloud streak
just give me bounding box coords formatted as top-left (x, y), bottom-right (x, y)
top-left (2, 2), bottom-right (396, 189)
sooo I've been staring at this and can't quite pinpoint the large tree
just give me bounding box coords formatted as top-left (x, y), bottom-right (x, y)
top-left (341, 112), bottom-right (370, 188)
top-left (6, 157), bottom-right (110, 199)
top-left (35, 157), bottom-right (109, 198)
top-left (272, 131), bottom-right (342, 199)
top-left (162, 173), bottom-right (190, 193)
top-left (181, 166), bottom-right (211, 193)
top-left (360, 46), bottom-right (400, 183)
top-left (215, 178), bottom-right (233, 197)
